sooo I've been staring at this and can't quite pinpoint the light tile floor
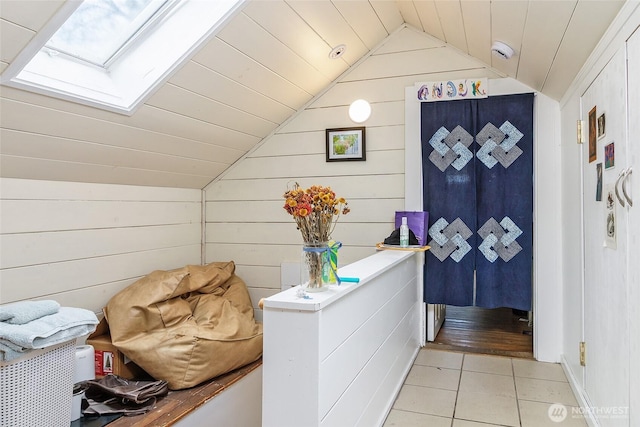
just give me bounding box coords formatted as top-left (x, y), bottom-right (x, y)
top-left (383, 349), bottom-right (588, 427)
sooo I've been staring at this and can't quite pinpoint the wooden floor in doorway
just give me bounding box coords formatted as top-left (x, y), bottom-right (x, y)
top-left (425, 305), bottom-right (534, 359)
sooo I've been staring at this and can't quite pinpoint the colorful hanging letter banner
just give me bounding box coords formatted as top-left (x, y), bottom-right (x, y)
top-left (416, 78), bottom-right (488, 102)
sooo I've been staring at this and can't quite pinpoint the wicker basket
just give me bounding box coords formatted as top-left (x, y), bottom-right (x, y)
top-left (1, 340), bottom-right (75, 427)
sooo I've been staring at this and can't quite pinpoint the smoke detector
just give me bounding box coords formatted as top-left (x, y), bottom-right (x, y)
top-left (329, 44), bottom-right (347, 59)
top-left (491, 41), bottom-right (515, 59)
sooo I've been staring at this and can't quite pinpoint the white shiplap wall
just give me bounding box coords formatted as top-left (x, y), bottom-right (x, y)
top-left (558, 6), bottom-right (640, 426)
top-left (0, 178), bottom-right (202, 313)
top-left (0, 86), bottom-right (246, 189)
top-left (205, 27), bottom-right (504, 314)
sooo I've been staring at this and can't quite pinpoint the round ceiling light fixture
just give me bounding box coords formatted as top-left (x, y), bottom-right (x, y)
top-left (348, 99), bottom-right (371, 123)
top-left (329, 44), bottom-right (347, 59)
top-left (491, 41), bottom-right (515, 59)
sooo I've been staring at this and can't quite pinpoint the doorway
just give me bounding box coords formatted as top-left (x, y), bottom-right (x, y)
top-left (425, 305), bottom-right (533, 358)
top-left (406, 84), bottom-right (565, 362)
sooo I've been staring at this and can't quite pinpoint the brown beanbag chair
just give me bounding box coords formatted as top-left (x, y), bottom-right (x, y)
top-left (105, 261), bottom-right (263, 390)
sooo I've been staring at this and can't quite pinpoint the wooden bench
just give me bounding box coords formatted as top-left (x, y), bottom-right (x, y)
top-left (98, 358), bottom-right (262, 427)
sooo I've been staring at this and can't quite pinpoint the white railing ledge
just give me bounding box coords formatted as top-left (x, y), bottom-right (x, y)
top-left (263, 249), bottom-right (414, 312)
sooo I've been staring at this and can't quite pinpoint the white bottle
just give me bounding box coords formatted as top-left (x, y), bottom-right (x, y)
top-left (400, 216), bottom-right (409, 247)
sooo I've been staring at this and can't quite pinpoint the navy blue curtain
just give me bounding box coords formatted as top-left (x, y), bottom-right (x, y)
top-left (421, 99), bottom-right (477, 306)
top-left (421, 93), bottom-right (533, 311)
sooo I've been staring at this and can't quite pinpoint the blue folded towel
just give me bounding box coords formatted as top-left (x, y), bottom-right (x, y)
top-left (0, 306), bottom-right (98, 362)
top-left (0, 300), bottom-right (60, 324)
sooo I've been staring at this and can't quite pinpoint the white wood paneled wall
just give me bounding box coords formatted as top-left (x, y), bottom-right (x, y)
top-left (0, 86), bottom-right (246, 189)
top-left (557, 6), bottom-right (640, 426)
top-left (205, 27), bottom-right (503, 315)
top-left (0, 178), bottom-right (202, 313)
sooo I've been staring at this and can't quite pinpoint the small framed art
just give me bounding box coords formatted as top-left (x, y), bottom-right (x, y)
top-left (605, 142), bottom-right (615, 169)
top-left (326, 127), bottom-right (366, 162)
top-left (596, 163), bottom-right (603, 201)
top-left (588, 106), bottom-right (597, 163)
top-left (597, 112), bottom-right (606, 139)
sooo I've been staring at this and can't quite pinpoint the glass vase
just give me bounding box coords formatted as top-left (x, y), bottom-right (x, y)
top-left (301, 241), bottom-right (329, 292)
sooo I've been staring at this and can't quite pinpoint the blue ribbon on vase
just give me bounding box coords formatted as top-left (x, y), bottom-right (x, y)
top-left (303, 241), bottom-right (343, 285)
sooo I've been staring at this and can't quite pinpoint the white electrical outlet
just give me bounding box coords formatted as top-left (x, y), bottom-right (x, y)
top-left (280, 262), bottom-right (301, 290)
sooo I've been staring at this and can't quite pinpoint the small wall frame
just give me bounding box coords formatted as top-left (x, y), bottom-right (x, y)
top-left (588, 106), bottom-right (597, 163)
top-left (326, 127), bottom-right (366, 162)
top-left (597, 112), bottom-right (606, 139)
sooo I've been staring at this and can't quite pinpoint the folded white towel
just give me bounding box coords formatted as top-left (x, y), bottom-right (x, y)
top-left (0, 307), bottom-right (98, 362)
top-left (0, 300), bottom-right (60, 324)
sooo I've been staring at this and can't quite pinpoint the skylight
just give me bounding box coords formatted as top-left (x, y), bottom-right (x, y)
top-left (1, 0), bottom-right (245, 115)
top-left (46, 0), bottom-right (171, 67)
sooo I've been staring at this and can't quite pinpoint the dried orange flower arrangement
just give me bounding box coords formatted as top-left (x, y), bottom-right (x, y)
top-left (283, 183), bottom-right (350, 243)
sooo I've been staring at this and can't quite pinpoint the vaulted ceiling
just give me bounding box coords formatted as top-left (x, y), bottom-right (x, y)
top-left (0, 1), bottom-right (625, 188)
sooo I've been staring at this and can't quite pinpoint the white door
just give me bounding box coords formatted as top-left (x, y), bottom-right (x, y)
top-left (427, 303), bottom-right (446, 342)
top-left (625, 27), bottom-right (639, 427)
top-left (581, 46), bottom-right (630, 425)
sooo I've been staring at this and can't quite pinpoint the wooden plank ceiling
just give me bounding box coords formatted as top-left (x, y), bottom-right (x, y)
top-left (0, 0), bottom-right (625, 189)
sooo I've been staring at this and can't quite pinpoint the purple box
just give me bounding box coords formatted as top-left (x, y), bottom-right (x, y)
top-left (394, 211), bottom-right (429, 246)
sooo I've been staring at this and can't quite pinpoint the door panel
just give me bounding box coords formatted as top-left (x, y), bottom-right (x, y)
top-left (427, 303), bottom-right (446, 341)
top-left (626, 27), bottom-right (639, 427)
top-left (581, 47), bottom-right (630, 426)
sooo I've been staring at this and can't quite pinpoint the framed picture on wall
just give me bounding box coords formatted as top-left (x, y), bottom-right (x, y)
top-left (605, 142), bottom-right (615, 169)
top-left (605, 183), bottom-right (617, 249)
top-left (588, 106), bottom-right (597, 163)
top-left (596, 163), bottom-right (603, 201)
top-left (597, 112), bottom-right (606, 139)
top-left (326, 127), bottom-right (366, 162)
